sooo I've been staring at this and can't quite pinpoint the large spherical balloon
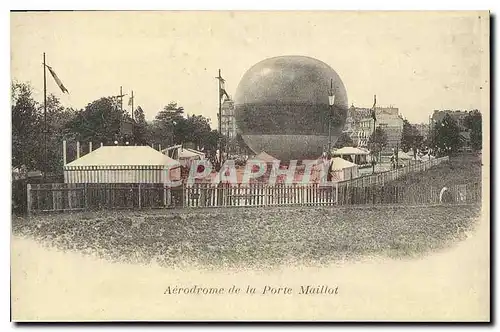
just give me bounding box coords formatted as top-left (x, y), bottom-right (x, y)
top-left (234, 56), bottom-right (348, 161)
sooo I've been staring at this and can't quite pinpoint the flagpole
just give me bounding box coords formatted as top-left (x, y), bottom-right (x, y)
top-left (217, 69), bottom-right (222, 169)
top-left (373, 94), bottom-right (376, 137)
top-left (120, 86), bottom-right (124, 111)
top-left (43, 52), bottom-right (47, 182)
top-left (328, 78), bottom-right (333, 154)
top-left (372, 94), bottom-right (376, 174)
top-left (218, 70), bottom-right (222, 135)
top-left (131, 90), bottom-right (134, 121)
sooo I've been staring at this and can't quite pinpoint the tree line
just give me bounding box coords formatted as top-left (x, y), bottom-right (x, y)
top-left (333, 111), bottom-right (482, 157)
top-left (401, 111), bottom-right (482, 156)
top-left (12, 79), bottom-right (483, 176)
top-left (12, 81), bottom-right (224, 175)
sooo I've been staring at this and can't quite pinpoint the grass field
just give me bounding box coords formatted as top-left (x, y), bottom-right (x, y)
top-left (390, 153), bottom-right (482, 188)
top-left (12, 204), bottom-right (481, 269)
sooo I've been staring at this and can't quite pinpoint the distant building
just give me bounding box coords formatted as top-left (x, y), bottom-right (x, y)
top-left (357, 117), bottom-right (373, 147)
top-left (343, 106), bottom-right (370, 147)
top-left (221, 98), bottom-right (237, 140)
top-left (375, 107), bottom-right (404, 148)
top-left (343, 105), bottom-right (403, 149)
top-left (414, 123), bottom-right (430, 138)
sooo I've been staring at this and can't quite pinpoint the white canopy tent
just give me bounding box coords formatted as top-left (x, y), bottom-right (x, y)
top-left (333, 146), bottom-right (369, 165)
top-left (333, 147), bottom-right (370, 155)
top-left (178, 148), bottom-right (205, 168)
top-left (162, 144), bottom-right (182, 159)
top-left (390, 150), bottom-right (416, 167)
top-left (330, 157), bottom-right (359, 181)
top-left (397, 151), bottom-right (413, 160)
top-left (64, 146), bottom-right (181, 183)
top-left (178, 148), bottom-right (205, 159)
top-left (161, 146), bottom-right (206, 168)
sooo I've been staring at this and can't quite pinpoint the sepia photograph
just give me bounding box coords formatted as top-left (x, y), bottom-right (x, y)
top-left (10, 10), bottom-right (490, 322)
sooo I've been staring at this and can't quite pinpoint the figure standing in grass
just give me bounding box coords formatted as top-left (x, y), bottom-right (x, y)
top-left (439, 186), bottom-right (454, 204)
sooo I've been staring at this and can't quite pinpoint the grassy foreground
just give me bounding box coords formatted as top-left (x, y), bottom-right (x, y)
top-left (12, 204), bottom-right (481, 269)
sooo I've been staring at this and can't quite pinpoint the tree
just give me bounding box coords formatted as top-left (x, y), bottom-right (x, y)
top-left (367, 127), bottom-right (388, 165)
top-left (151, 103), bottom-right (220, 152)
top-left (373, 127), bottom-right (388, 146)
top-left (133, 106), bottom-right (152, 145)
top-left (152, 102), bottom-right (185, 147)
top-left (65, 97), bottom-right (127, 144)
top-left (11, 82), bottom-right (42, 171)
top-left (42, 94), bottom-right (77, 173)
top-left (205, 129), bottom-right (223, 152)
top-left (464, 110), bottom-right (482, 151)
top-left (175, 115), bottom-right (212, 148)
top-left (334, 132), bottom-right (354, 148)
top-left (401, 119), bottom-right (424, 153)
top-left (431, 114), bottom-right (462, 155)
top-left (201, 129), bottom-right (223, 168)
top-left (12, 82), bottom-right (76, 174)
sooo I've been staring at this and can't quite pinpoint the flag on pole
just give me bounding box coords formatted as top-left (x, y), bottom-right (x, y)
top-left (128, 96), bottom-right (133, 106)
top-left (371, 94), bottom-right (377, 122)
top-left (216, 75), bottom-right (230, 101)
top-left (46, 65), bottom-right (69, 94)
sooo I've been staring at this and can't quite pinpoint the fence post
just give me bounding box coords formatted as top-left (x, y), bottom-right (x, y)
top-left (163, 185), bottom-right (167, 207)
top-left (335, 182), bottom-right (339, 205)
top-left (66, 183), bottom-right (71, 210)
top-left (182, 183), bottom-right (186, 208)
top-left (26, 184), bottom-right (32, 217)
top-left (68, 184), bottom-right (73, 210)
top-left (264, 185), bottom-right (268, 207)
top-left (84, 183), bottom-right (89, 210)
top-left (200, 183), bottom-right (206, 208)
top-left (52, 183), bottom-right (57, 212)
top-left (138, 183), bottom-right (142, 209)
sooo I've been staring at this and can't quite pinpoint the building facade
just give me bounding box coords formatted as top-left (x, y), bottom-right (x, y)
top-left (375, 107), bottom-right (404, 148)
top-left (357, 118), bottom-right (373, 147)
top-left (221, 98), bottom-right (237, 140)
top-left (343, 105), bottom-right (404, 149)
top-left (342, 105), bottom-right (371, 147)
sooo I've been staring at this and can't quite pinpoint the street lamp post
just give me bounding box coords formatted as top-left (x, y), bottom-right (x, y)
top-left (328, 78), bottom-right (335, 155)
top-left (371, 99), bottom-right (377, 175)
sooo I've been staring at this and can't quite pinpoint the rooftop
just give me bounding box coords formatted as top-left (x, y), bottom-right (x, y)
top-left (65, 146), bottom-right (180, 167)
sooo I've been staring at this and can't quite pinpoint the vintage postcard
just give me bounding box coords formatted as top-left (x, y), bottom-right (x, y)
top-left (10, 11), bottom-right (490, 322)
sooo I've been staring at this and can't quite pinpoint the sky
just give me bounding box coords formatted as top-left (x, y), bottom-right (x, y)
top-left (10, 11), bottom-right (489, 127)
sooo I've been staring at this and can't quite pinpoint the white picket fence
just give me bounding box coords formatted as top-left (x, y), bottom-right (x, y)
top-left (183, 183), bottom-right (337, 208)
top-left (338, 156), bottom-right (449, 188)
top-left (26, 155), bottom-right (466, 214)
